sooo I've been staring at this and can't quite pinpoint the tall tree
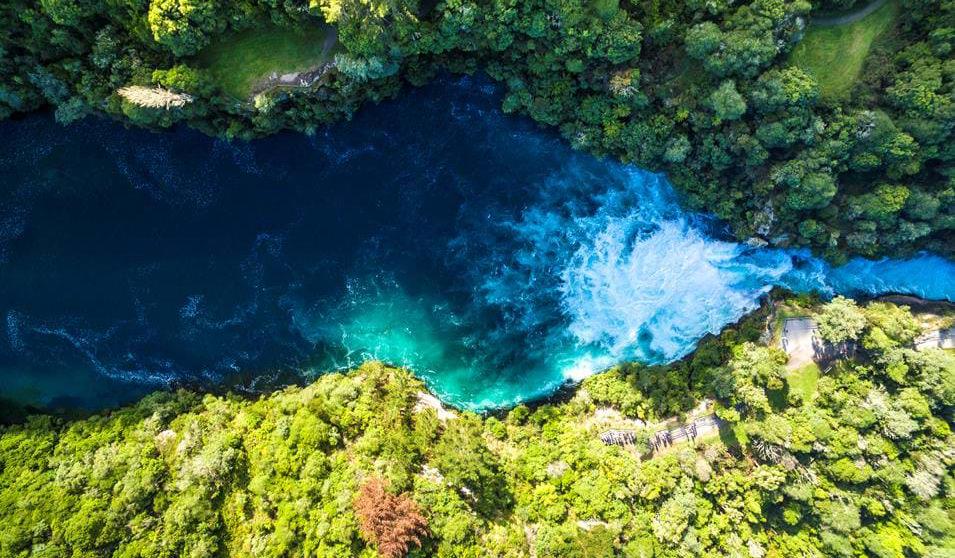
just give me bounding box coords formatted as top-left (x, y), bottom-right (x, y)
top-left (816, 296), bottom-right (867, 344)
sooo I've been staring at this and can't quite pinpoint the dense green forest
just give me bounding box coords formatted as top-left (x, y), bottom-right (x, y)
top-left (0, 0), bottom-right (952, 261)
top-left (0, 295), bottom-right (952, 557)
top-left (2, 3), bottom-right (953, 557)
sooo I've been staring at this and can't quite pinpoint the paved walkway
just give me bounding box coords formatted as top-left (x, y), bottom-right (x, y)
top-left (781, 318), bottom-right (819, 369)
top-left (813, 0), bottom-right (889, 26)
top-left (781, 317), bottom-right (855, 368)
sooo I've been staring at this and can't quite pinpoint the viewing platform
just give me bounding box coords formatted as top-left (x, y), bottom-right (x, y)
top-left (915, 328), bottom-right (955, 351)
top-left (599, 413), bottom-right (722, 452)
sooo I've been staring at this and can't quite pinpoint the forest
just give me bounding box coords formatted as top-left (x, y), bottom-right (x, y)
top-left (0, 294), bottom-right (952, 557)
top-left (0, 0), bottom-right (952, 261)
top-left (1, 2), bottom-right (953, 556)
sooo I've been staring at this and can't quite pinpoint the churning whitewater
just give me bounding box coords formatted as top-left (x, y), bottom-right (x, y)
top-left (477, 163), bottom-right (954, 394)
top-left (1, 76), bottom-right (953, 411)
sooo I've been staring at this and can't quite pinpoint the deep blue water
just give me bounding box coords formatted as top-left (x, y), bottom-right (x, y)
top-left (1, 77), bottom-right (953, 411)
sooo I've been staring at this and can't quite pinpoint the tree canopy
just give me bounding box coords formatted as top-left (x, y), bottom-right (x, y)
top-left (0, 296), bottom-right (952, 557)
top-left (0, 0), bottom-right (952, 261)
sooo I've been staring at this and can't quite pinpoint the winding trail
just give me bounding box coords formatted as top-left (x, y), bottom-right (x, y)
top-left (813, 0), bottom-right (889, 26)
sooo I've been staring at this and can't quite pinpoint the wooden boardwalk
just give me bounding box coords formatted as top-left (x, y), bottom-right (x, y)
top-left (599, 430), bottom-right (637, 446)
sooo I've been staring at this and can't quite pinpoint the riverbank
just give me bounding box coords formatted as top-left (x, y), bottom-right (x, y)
top-left (3, 0), bottom-right (952, 264)
top-left (2, 93), bottom-right (953, 416)
top-left (1, 295), bottom-right (950, 557)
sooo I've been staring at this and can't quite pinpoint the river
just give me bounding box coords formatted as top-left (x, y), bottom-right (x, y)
top-left (1, 76), bottom-right (952, 411)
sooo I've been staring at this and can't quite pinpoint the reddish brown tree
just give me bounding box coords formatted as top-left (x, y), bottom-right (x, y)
top-left (354, 478), bottom-right (429, 558)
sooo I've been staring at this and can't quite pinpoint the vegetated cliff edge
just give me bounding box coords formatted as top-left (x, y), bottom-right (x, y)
top-left (1, 294), bottom-right (952, 557)
top-left (1, 0), bottom-right (952, 261)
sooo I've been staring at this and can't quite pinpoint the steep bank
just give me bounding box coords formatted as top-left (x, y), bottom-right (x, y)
top-left (1, 296), bottom-right (952, 557)
top-left (1, 0), bottom-right (952, 261)
top-left (2, 82), bottom-right (953, 413)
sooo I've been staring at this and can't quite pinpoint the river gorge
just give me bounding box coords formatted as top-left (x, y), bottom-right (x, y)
top-left (2, 76), bottom-right (953, 411)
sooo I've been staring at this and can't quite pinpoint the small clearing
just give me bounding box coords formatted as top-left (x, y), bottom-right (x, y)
top-left (198, 23), bottom-right (337, 99)
top-left (789, 0), bottom-right (897, 100)
top-left (786, 362), bottom-right (820, 405)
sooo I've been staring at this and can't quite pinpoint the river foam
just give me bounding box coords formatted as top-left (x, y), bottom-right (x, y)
top-left (450, 159), bottom-right (955, 401)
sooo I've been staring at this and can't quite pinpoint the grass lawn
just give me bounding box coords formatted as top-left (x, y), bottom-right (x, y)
top-left (198, 23), bottom-right (336, 99)
top-left (787, 362), bottom-right (820, 405)
top-left (789, 0), bottom-right (898, 100)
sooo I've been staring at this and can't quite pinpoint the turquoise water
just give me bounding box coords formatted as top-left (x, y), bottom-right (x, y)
top-left (1, 77), bottom-right (953, 411)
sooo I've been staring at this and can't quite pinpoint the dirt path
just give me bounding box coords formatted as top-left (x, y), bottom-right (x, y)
top-left (813, 0), bottom-right (889, 27)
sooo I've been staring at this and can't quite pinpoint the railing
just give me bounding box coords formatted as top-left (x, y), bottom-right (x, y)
top-left (599, 415), bottom-right (722, 451)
